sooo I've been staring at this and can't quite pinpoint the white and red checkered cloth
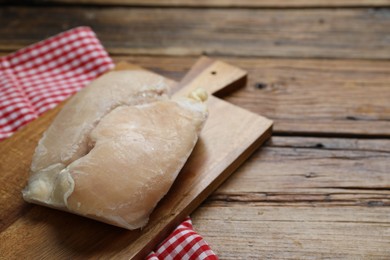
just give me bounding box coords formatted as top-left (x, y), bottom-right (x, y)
top-left (147, 217), bottom-right (217, 260)
top-left (0, 27), bottom-right (217, 260)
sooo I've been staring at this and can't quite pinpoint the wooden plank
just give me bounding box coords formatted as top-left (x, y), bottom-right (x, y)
top-left (222, 58), bottom-right (390, 137)
top-left (191, 206), bottom-right (390, 259)
top-left (1, 53), bottom-right (387, 136)
top-left (110, 56), bottom-right (390, 137)
top-left (0, 58), bottom-right (272, 259)
top-left (210, 136), bottom-right (390, 206)
top-left (189, 136), bottom-right (390, 258)
top-left (17, 0), bottom-right (390, 7)
top-left (0, 7), bottom-right (389, 59)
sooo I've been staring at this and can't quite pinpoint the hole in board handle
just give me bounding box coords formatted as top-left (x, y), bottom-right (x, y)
top-left (211, 71), bottom-right (217, 75)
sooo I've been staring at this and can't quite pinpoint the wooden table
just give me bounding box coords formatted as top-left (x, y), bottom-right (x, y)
top-left (1, 1), bottom-right (389, 259)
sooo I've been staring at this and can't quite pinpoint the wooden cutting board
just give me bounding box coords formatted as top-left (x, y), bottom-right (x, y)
top-left (0, 57), bottom-right (272, 259)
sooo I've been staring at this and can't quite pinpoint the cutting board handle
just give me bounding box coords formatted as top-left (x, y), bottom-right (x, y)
top-left (173, 56), bottom-right (247, 97)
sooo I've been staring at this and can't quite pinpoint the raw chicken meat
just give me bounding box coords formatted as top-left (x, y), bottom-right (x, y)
top-left (22, 70), bottom-right (208, 230)
top-left (30, 70), bottom-right (171, 175)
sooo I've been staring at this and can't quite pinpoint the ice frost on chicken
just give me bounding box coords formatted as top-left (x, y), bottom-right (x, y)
top-left (23, 70), bottom-right (208, 230)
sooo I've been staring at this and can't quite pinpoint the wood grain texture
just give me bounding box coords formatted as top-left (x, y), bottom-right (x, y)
top-left (110, 56), bottom-right (390, 137)
top-left (0, 59), bottom-right (272, 259)
top-left (1, 1), bottom-right (389, 258)
top-left (212, 136), bottom-right (390, 206)
top-left (189, 136), bottom-right (390, 259)
top-left (0, 7), bottom-right (389, 59)
top-left (20, 0), bottom-right (390, 7)
top-left (191, 206), bottom-right (390, 259)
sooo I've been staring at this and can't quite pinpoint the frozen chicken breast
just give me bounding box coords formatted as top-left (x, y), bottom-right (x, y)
top-left (30, 70), bottom-right (170, 176)
top-left (22, 70), bottom-right (208, 230)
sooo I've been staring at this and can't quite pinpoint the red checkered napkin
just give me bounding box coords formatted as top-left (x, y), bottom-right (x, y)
top-left (0, 27), bottom-right (217, 259)
top-left (147, 217), bottom-right (218, 260)
top-left (0, 26), bottom-right (113, 140)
